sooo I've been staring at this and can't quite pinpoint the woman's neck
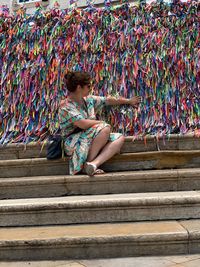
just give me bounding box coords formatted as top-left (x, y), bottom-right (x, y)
top-left (68, 92), bottom-right (84, 105)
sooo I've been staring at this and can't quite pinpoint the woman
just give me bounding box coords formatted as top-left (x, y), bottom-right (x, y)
top-left (59, 71), bottom-right (141, 176)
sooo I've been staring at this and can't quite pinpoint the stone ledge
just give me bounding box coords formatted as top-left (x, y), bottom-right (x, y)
top-left (102, 150), bottom-right (200, 171)
top-left (0, 221), bottom-right (188, 260)
top-left (0, 158), bottom-right (68, 178)
top-left (0, 150), bottom-right (200, 177)
top-left (0, 169), bottom-right (200, 199)
top-left (1, 191), bottom-right (200, 226)
top-left (0, 134), bottom-right (199, 160)
top-left (179, 220), bottom-right (200, 254)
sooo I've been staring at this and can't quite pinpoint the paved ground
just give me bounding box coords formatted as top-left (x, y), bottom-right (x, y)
top-left (1, 254), bottom-right (200, 267)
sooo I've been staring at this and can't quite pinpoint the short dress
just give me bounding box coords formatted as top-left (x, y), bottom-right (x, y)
top-left (58, 95), bottom-right (122, 175)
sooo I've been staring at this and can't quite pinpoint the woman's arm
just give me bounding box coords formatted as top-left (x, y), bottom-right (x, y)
top-left (74, 119), bottom-right (104, 130)
top-left (106, 96), bottom-right (142, 107)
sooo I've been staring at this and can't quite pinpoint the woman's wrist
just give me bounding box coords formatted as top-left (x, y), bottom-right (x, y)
top-left (125, 98), bottom-right (131, 105)
top-left (118, 97), bottom-right (130, 105)
top-left (106, 96), bottom-right (131, 106)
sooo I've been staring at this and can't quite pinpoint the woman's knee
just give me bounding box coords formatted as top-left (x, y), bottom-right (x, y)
top-left (103, 125), bottom-right (111, 134)
top-left (118, 135), bottom-right (125, 145)
top-left (94, 126), bottom-right (110, 145)
top-left (100, 125), bottom-right (111, 138)
top-left (116, 135), bottom-right (125, 152)
top-left (119, 135), bottom-right (125, 143)
top-left (91, 125), bottom-right (110, 145)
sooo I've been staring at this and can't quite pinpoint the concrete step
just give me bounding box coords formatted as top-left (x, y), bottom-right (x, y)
top-left (0, 158), bottom-right (68, 178)
top-left (1, 191), bottom-right (200, 226)
top-left (0, 150), bottom-right (200, 178)
top-left (0, 134), bottom-right (199, 160)
top-left (0, 219), bottom-right (199, 260)
top-left (102, 150), bottom-right (200, 172)
top-left (1, 168), bottom-right (200, 199)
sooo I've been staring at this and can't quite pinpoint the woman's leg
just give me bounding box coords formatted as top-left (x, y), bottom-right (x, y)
top-left (87, 126), bottom-right (111, 162)
top-left (87, 135), bottom-right (125, 168)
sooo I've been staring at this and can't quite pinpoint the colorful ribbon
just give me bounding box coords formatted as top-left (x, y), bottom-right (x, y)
top-left (0, 1), bottom-right (199, 144)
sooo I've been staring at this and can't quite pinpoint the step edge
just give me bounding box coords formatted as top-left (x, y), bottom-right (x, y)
top-left (1, 169), bottom-right (200, 186)
top-left (0, 220), bottom-right (188, 245)
top-left (0, 150), bottom-right (200, 165)
top-left (1, 192), bottom-right (200, 211)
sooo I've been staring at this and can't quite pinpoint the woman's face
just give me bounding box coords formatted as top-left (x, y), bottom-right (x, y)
top-left (82, 84), bottom-right (92, 97)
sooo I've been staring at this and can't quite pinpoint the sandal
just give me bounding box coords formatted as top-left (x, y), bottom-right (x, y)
top-left (84, 162), bottom-right (97, 176)
top-left (84, 162), bottom-right (105, 176)
top-left (94, 169), bottom-right (105, 175)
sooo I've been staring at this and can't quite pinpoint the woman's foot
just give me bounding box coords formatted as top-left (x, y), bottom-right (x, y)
top-left (84, 162), bottom-right (105, 176)
top-left (84, 162), bottom-right (97, 176)
top-left (94, 169), bottom-right (105, 174)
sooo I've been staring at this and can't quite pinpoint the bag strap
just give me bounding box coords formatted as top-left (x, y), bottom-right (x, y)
top-left (83, 98), bottom-right (89, 118)
top-left (61, 138), bottom-right (65, 159)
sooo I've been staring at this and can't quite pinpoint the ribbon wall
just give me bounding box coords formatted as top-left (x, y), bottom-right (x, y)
top-left (0, 1), bottom-right (199, 144)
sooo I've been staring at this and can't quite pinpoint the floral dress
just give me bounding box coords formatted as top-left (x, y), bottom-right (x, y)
top-left (58, 95), bottom-right (122, 175)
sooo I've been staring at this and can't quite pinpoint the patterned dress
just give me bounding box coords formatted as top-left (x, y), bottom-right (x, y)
top-left (58, 95), bottom-right (122, 175)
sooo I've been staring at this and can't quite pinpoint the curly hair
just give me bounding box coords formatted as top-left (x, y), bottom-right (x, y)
top-left (64, 71), bottom-right (91, 92)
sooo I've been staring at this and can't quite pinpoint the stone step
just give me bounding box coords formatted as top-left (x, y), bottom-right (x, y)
top-left (102, 150), bottom-right (200, 172)
top-left (0, 158), bottom-right (68, 178)
top-left (1, 168), bottom-right (200, 199)
top-left (1, 191), bottom-right (200, 227)
top-left (0, 219), bottom-right (199, 260)
top-left (0, 150), bottom-right (200, 178)
top-left (0, 134), bottom-right (199, 160)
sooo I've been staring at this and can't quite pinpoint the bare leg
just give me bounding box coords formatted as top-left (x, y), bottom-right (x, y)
top-left (88, 135), bottom-right (125, 168)
top-left (87, 126), bottom-right (111, 162)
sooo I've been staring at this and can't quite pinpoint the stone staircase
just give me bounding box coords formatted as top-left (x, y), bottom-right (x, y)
top-left (0, 134), bottom-right (200, 260)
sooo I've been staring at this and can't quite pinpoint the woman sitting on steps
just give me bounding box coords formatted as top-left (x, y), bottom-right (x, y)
top-left (58, 71), bottom-right (141, 176)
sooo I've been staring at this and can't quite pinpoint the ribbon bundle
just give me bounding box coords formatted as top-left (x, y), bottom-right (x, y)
top-left (0, 1), bottom-right (199, 144)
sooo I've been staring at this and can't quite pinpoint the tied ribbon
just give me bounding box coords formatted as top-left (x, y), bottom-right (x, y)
top-left (86, 0), bottom-right (95, 6)
top-left (0, 5), bottom-right (9, 16)
top-left (0, 0), bottom-right (199, 145)
top-left (69, 0), bottom-right (78, 9)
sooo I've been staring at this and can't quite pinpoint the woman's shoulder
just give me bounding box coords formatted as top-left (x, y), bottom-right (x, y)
top-left (59, 98), bottom-right (70, 109)
top-left (60, 99), bottom-right (66, 107)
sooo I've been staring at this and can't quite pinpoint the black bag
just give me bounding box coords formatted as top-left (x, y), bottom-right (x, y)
top-left (47, 134), bottom-right (63, 160)
top-left (47, 127), bottom-right (82, 160)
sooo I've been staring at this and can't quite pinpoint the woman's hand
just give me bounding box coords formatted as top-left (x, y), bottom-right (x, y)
top-left (128, 96), bottom-right (142, 107)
